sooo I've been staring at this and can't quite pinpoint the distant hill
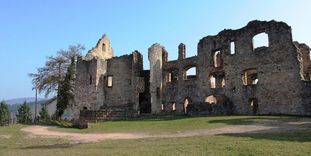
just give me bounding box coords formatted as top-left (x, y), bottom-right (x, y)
top-left (4, 97), bottom-right (45, 105)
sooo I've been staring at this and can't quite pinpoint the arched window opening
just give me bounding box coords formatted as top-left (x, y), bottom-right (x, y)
top-left (161, 104), bottom-right (164, 111)
top-left (172, 103), bottom-right (176, 111)
top-left (213, 50), bottom-right (222, 67)
top-left (209, 72), bottom-right (225, 88)
top-left (221, 78), bottom-right (226, 87)
top-left (242, 69), bottom-right (258, 85)
top-left (205, 95), bottom-right (217, 104)
top-left (253, 33), bottom-right (269, 50)
top-left (230, 42), bottom-right (235, 54)
top-left (83, 107), bottom-right (88, 110)
top-left (249, 98), bottom-right (258, 114)
top-left (102, 43), bottom-right (106, 52)
top-left (184, 67), bottom-right (197, 80)
top-left (167, 70), bottom-right (178, 82)
top-left (184, 98), bottom-right (191, 113)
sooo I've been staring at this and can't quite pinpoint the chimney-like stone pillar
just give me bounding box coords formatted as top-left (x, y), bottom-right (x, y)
top-left (148, 43), bottom-right (164, 114)
top-left (178, 43), bottom-right (186, 60)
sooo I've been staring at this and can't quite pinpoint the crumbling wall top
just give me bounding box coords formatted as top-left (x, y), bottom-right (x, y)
top-left (199, 20), bottom-right (291, 44)
top-left (84, 34), bottom-right (114, 61)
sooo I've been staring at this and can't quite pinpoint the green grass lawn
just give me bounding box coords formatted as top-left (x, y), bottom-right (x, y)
top-left (50, 115), bottom-right (294, 134)
top-left (0, 116), bottom-right (311, 156)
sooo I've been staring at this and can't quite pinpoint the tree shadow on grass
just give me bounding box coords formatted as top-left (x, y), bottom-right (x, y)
top-left (220, 131), bottom-right (311, 142)
top-left (105, 115), bottom-right (191, 122)
top-left (209, 116), bottom-right (311, 142)
top-left (20, 143), bottom-right (79, 150)
top-left (207, 116), bottom-right (296, 125)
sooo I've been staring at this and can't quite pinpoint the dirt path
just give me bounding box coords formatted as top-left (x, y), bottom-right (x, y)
top-left (21, 120), bottom-right (310, 143)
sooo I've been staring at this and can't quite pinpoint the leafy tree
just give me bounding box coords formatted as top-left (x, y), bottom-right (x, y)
top-left (56, 57), bottom-right (75, 118)
top-left (39, 105), bottom-right (50, 122)
top-left (17, 101), bottom-right (32, 124)
top-left (0, 101), bottom-right (10, 126)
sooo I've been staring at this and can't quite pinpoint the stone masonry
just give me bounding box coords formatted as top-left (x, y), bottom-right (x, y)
top-left (74, 20), bottom-right (311, 123)
top-left (73, 35), bottom-right (145, 124)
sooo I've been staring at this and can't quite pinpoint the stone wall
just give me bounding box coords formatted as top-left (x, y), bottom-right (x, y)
top-left (74, 35), bottom-right (112, 123)
top-left (103, 51), bottom-right (144, 111)
top-left (295, 42), bottom-right (311, 81)
top-left (148, 20), bottom-right (311, 116)
top-left (84, 34), bottom-right (113, 61)
top-left (198, 20), bottom-right (305, 115)
top-left (75, 20), bottom-right (311, 124)
top-left (74, 58), bottom-right (105, 122)
top-left (74, 35), bottom-right (113, 119)
top-left (74, 45), bottom-right (145, 123)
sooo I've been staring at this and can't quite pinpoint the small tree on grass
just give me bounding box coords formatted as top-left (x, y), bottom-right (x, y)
top-left (56, 57), bottom-right (75, 119)
top-left (29, 45), bottom-right (84, 120)
top-left (39, 105), bottom-right (50, 122)
top-left (17, 101), bottom-right (32, 124)
top-left (0, 101), bottom-right (10, 126)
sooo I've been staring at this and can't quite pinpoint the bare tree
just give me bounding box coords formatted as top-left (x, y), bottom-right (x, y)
top-left (29, 44), bottom-right (84, 97)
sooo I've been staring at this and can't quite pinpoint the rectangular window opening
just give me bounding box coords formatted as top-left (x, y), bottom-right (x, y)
top-left (242, 69), bottom-right (258, 85)
top-left (230, 42), bottom-right (235, 54)
top-left (210, 76), bottom-right (216, 88)
top-left (89, 75), bottom-right (93, 85)
top-left (107, 76), bottom-right (113, 87)
top-left (168, 73), bottom-right (172, 82)
top-left (253, 32), bottom-right (269, 50)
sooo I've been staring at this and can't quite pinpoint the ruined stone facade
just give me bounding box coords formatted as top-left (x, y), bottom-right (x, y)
top-left (74, 35), bottom-right (146, 122)
top-left (74, 20), bottom-right (311, 122)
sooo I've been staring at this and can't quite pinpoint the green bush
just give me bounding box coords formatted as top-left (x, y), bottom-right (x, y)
top-left (0, 101), bottom-right (10, 126)
top-left (16, 101), bottom-right (32, 124)
top-left (39, 105), bottom-right (50, 123)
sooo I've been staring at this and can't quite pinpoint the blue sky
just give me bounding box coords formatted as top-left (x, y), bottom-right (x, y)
top-left (0, 0), bottom-right (310, 100)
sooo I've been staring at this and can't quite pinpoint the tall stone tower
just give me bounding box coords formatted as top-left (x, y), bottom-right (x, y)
top-left (148, 43), bottom-right (166, 114)
top-left (73, 34), bottom-right (113, 124)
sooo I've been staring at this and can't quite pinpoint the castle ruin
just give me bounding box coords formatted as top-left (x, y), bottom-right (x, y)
top-left (73, 20), bottom-right (311, 123)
